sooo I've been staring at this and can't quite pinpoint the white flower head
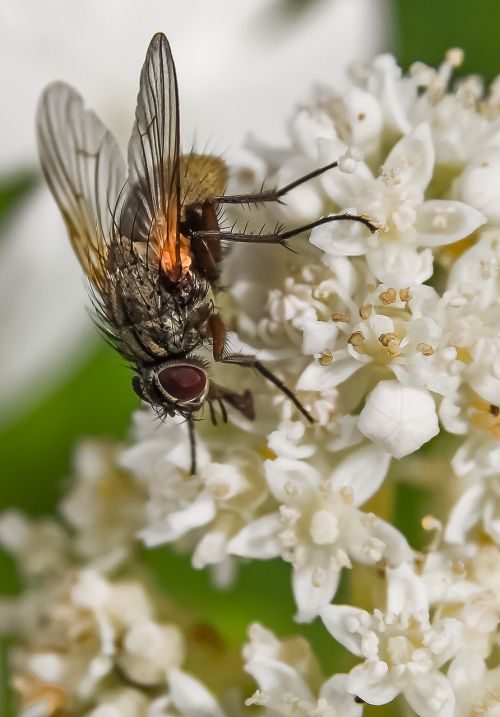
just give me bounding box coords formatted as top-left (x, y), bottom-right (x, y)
top-left (321, 565), bottom-right (462, 717)
top-left (243, 623), bottom-right (361, 717)
top-left (229, 444), bottom-right (411, 621)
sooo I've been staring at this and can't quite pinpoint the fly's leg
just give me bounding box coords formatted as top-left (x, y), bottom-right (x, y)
top-left (183, 160), bottom-right (377, 248)
top-left (221, 354), bottom-right (314, 423)
top-left (188, 418), bottom-right (197, 476)
top-left (184, 204), bottom-right (221, 281)
top-left (205, 313), bottom-right (313, 423)
top-left (207, 314), bottom-right (226, 361)
top-left (188, 211), bottom-right (377, 247)
top-left (192, 159), bottom-right (342, 208)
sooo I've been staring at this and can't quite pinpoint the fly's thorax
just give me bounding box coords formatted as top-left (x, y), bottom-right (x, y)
top-left (100, 246), bottom-right (215, 363)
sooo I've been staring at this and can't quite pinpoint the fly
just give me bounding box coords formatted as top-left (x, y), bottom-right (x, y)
top-left (36, 32), bottom-right (376, 473)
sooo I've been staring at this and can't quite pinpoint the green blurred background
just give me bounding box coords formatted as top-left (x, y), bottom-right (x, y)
top-left (1, 0), bottom-right (499, 713)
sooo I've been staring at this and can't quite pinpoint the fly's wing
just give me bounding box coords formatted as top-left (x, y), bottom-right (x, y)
top-left (120, 32), bottom-right (183, 282)
top-left (36, 82), bottom-right (126, 294)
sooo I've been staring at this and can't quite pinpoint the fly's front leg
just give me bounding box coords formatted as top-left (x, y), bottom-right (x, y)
top-left (188, 418), bottom-right (197, 476)
top-left (205, 314), bottom-right (255, 420)
top-left (222, 353), bottom-right (314, 424)
top-left (200, 159), bottom-right (342, 207)
top-left (205, 301), bottom-right (313, 425)
top-left (188, 212), bottom-right (377, 247)
top-left (206, 313), bottom-right (226, 361)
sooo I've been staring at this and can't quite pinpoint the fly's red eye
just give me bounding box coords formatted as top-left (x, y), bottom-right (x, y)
top-left (158, 365), bottom-right (207, 403)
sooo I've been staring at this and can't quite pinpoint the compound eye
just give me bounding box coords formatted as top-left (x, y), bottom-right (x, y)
top-left (158, 364), bottom-right (207, 403)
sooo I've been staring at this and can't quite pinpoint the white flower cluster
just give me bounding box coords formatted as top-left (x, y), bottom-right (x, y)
top-left (5, 50), bottom-right (500, 717)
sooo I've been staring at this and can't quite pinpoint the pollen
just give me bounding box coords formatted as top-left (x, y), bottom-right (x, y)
top-left (378, 332), bottom-right (399, 347)
top-left (446, 47), bottom-right (464, 68)
top-left (348, 331), bottom-right (365, 347)
top-left (340, 486), bottom-right (354, 504)
top-left (359, 303), bottom-right (373, 319)
top-left (332, 312), bottom-right (349, 322)
top-left (471, 397), bottom-right (500, 439)
top-left (399, 288), bottom-right (411, 302)
top-left (213, 483), bottom-right (230, 498)
top-left (260, 445), bottom-right (277, 461)
top-left (379, 288), bottom-right (397, 305)
top-left (312, 287), bottom-right (330, 300)
top-left (416, 342), bottom-right (434, 356)
top-left (319, 349), bottom-right (333, 366)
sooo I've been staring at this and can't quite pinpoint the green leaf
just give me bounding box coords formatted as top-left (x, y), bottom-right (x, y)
top-left (0, 172), bottom-right (36, 228)
top-left (392, 0), bottom-right (500, 79)
top-left (144, 545), bottom-right (355, 674)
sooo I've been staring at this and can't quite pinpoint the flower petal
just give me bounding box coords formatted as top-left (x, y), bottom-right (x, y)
top-left (168, 668), bottom-right (224, 717)
top-left (302, 319), bottom-right (338, 355)
top-left (293, 562), bottom-right (341, 623)
top-left (357, 381), bottom-right (439, 459)
top-left (139, 492), bottom-right (216, 547)
top-left (320, 605), bottom-right (368, 656)
top-left (320, 674), bottom-right (363, 717)
top-left (297, 357), bottom-right (362, 392)
top-left (415, 200), bottom-right (486, 248)
top-left (329, 444), bottom-right (391, 506)
top-left (445, 484), bottom-right (485, 545)
top-left (383, 123), bottom-right (434, 192)
top-left (227, 514), bottom-right (281, 559)
top-left (346, 662), bottom-right (400, 705)
top-left (366, 246), bottom-right (434, 285)
top-left (387, 563), bottom-right (428, 614)
top-left (245, 655), bottom-right (313, 702)
top-left (403, 671), bottom-right (455, 717)
top-left (264, 458), bottom-right (321, 502)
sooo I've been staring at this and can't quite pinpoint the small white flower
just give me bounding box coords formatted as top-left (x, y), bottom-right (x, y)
top-left (310, 124), bottom-right (486, 282)
top-left (448, 655), bottom-right (500, 717)
top-left (321, 565), bottom-right (462, 716)
top-left (229, 444), bottom-right (411, 621)
top-left (243, 623), bottom-right (361, 717)
top-left (298, 281), bottom-right (461, 405)
top-left (357, 380), bottom-right (439, 458)
top-left (122, 410), bottom-right (269, 580)
top-left (0, 510), bottom-right (67, 578)
top-left (60, 440), bottom-right (145, 570)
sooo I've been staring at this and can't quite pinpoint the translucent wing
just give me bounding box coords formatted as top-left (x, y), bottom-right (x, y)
top-left (36, 82), bottom-right (126, 292)
top-left (121, 32), bottom-right (183, 281)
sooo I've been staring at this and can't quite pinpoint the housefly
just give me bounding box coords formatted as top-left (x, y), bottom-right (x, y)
top-left (36, 32), bottom-right (376, 472)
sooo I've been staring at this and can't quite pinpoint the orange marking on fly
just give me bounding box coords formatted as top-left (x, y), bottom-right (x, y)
top-left (151, 213), bottom-right (192, 280)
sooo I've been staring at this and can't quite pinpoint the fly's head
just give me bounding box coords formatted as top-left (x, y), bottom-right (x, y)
top-left (133, 358), bottom-right (209, 419)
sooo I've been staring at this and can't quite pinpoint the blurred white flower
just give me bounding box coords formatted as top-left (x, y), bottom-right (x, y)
top-left (8, 569), bottom-right (173, 709)
top-left (60, 440), bottom-right (146, 570)
top-left (448, 655), bottom-right (500, 717)
top-left (0, 510), bottom-right (67, 578)
top-left (121, 410), bottom-right (269, 585)
top-left (243, 623), bottom-right (361, 717)
top-left (321, 565), bottom-right (462, 716)
top-left (229, 442), bottom-right (411, 621)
